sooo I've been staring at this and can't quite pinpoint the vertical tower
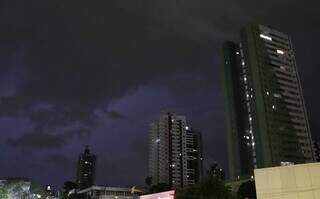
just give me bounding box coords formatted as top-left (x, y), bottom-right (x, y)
top-left (222, 41), bottom-right (254, 179)
top-left (148, 112), bottom-right (203, 187)
top-left (77, 146), bottom-right (96, 189)
top-left (222, 24), bottom-right (314, 180)
top-left (185, 128), bottom-right (203, 185)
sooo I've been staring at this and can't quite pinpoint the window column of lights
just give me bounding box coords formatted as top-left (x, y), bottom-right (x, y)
top-left (239, 43), bottom-right (257, 169)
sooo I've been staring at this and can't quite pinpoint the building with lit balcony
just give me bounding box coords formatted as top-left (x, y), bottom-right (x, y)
top-left (148, 111), bottom-right (203, 187)
top-left (222, 24), bottom-right (314, 180)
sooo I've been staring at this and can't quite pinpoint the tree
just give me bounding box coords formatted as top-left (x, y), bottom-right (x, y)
top-left (150, 183), bottom-right (171, 193)
top-left (61, 181), bottom-right (78, 199)
top-left (207, 163), bottom-right (225, 181)
top-left (176, 176), bottom-right (234, 199)
top-left (0, 186), bottom-right (8, 199)
top-left (30, 181), bottom-right (47, 198)
top-left (237, 180), bottom-right (256, 199)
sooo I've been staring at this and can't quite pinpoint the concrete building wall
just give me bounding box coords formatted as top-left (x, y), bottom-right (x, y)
top-left (148, 112), bottom-right (202, 187)
top-left (254, 163), bottom-right (320, 199)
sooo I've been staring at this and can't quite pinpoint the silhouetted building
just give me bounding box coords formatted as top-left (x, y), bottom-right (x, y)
top-left (222, 24), bottom-right (314, 180)
top-left (148, 112), bottom-right (203, 187)
top-left (186, 128), bottom-right (204, 184)
top-left (313, 139), bottom-right (320, 162)
top-left (77, 146), bottom-right (96, 189)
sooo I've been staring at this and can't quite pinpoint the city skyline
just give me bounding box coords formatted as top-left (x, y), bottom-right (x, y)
top-left (0, 0), bottom-right (319, 189)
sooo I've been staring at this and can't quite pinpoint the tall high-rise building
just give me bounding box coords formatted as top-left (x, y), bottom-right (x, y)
top-left (148, 112), bottom-right (203, 187)
top-left (77, 146), bottom-right (96, 189)
top-left (185, 128), bottom-right (203, 185)
top-left (222, 24), bottom-right (314, 180)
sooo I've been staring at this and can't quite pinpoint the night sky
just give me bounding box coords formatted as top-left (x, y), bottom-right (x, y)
top-left (0, 0), bottom-right (319, 189)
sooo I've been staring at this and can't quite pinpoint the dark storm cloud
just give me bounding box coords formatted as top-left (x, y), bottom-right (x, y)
top-left (45, 153), bottom-right (76, 171)
top-left (7, 131), bottom-right (67, 149)
top-left (7, 124), bottom-right (91, 149)
top-left (106, 110), bottom-right (126, 120)
top-left (1, 0), bottom-right (317, 119)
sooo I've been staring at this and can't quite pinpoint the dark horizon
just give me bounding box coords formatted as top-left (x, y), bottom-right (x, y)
top-left (0, 0), bottom-right (319, 189)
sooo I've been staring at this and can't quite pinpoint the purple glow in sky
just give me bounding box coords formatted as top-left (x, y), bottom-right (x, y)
top-left (0, 0), bottom-right (319, 189)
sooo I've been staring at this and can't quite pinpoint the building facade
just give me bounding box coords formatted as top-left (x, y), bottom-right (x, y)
top-left (254, 163), bottom-right (320, 199)
top-left (76, 186), bottom-right (143, 199)
top-left (313, 138), bottom-right (320, 162)
top-left (77, 146), bottom-right (97, 189)
top-left (222, 24), bottom-right (314, 180)
top-left (148, 112), bottom-right (203, 187)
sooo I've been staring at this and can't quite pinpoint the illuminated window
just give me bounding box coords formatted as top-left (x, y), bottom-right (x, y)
top-left (259, 34), bottom-right (272, 41)
top-left (277, 49), bottom-right (284, 55)
top-left (274, 93), bottom-right (281, 98)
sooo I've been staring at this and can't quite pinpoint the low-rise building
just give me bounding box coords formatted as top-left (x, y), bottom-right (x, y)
top-left (254, 162), bottom-right (320, 199)
top-left (76, 186), bottom-right (144, 199)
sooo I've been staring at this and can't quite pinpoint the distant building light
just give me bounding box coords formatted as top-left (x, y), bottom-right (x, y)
top-left (236, 51), bottom-right (240, 55)
top-left (155, 138), bottom-right (161, 143)
top-left (266, 91), bottom-right (270, 95)
top-left (272, 105), bottom-right (276, 110)
top-left (185, 126), bottom-right (189, 130)
top-left (281, 161), bottom-right (294, 166)
top-left (277, 49), bottom-right (285, 55)
top-left (274, 93), bottom-right (281, 98)
top-left (259, 34), bottom-right (272, 41)
top-left (242, 61), bottom-right (245, 66)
